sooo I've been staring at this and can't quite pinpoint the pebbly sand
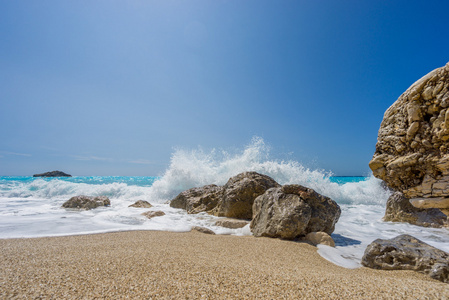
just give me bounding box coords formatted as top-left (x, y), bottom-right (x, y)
top-left (1, 231), bottom-right (448, 299)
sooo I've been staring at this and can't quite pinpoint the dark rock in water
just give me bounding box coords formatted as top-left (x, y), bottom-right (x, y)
top-left (212, 172), bottom-right (280, 219)
top-left (362, 234), bottom-right (449, 283)
top-left (129, 200), bottom-right (153, 208)
top-left (250, 184), bottom-right (341, 240)
top-left (191, 226), bottom-right (215, 235)
top-left (170, 184), bottom-right (223, 214)
top-left (62, 195), bottom-right (110, 210)
top-left (384, 191), bottom-right (447, 227)
top-left (141, 210), bottom-right (165, 219)
top-left (33, 170), bottom-right (72, 177)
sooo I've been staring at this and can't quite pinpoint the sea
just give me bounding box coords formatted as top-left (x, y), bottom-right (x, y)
top-left (1, 138), bottom-right (449, 269)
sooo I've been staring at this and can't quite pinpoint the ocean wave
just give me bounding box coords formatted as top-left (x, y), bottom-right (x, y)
top-left (146, 137), bottom-right (390, 205)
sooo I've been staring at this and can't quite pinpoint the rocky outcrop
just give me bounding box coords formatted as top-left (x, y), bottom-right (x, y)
top-left (213, 172), bottom-right (280, 219)
top-left (384, 191), bottom-right (447, 227)
top-left (250, 185), bottom-right (341, 240)
top-left (362, 234), bottom-right (449, 283)
top-left (33, 170), bottom-right (71, 177)
top-left (129, 200), bottom-right (153, 208)
top-left (62, 195), bottom-right (110, 210)
top-left (214, 218), bottom-right (249, 229)
top-left (304, 232), bottom-right (335, 247)
top-left (170, 184), bottom-right (223, 214)
top-left (141, 210), bottom-right (165, 219)
top-left (170, 172), bottom-right (279, 219)
top-left (370, 62), bottom-right (449, 221)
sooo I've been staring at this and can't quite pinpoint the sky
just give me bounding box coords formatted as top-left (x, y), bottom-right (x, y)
top-left (1, 0), bottom-right (449, 176)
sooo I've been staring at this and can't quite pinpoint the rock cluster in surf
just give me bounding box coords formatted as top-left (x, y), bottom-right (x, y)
top-left (369, 62), bottom-right (449, 226)
top-left (170, 171), bottom-right (341, 241)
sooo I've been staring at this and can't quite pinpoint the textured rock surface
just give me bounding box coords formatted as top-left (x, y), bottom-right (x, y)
top-left (129, 200), bottom-right (153, 208)
top-left (170, 184), bottom-right (223, 214)
top-left (362, 234), bottom-right (449, 283)
top-left (384, 191), bottom-right (447, 227)
top-left (250, 184), bottom-right (341, 240)
top-left (369, 63), bottom-right (449, 217)
top-left (191, 226), bottom-right (215, 235)
top-left (141, 210), bottom-right (165, 219)
top-left (170, 172), bottom-right (279, 219)
top-left (214, 218), bottom-right (249, 229)
top-left (33, 170), bottom-right (71, 177)
top-left (62, 195), bottom-right (110, 210)
top-left (213, 172), bottom-right (280, 219)
top-left (304, 232), bottom-right (335, 247)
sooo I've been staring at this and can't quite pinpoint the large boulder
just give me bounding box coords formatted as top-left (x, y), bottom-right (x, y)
top-left (362, 234), bottom-right (449, 283)
top-left (369, 62), bottom-right (449, 221)
top-left (250, 184), bottom-right (341, 240)
top-left (384, 191), bottom-right (447, 227)
top-left (170, 184), bottom-right (223, 214)
top-left (62, 195), bottom-right (110, 210)
top-left (169, 172), bottom-right (279, 219)
top-left (34, 170), bottom-right (71, 177)
top-left (212, 172), bottom-right (280, 219)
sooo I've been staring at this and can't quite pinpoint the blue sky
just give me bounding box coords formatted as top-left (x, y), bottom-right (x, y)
top-left (1, 1), bottom-right (449, 176)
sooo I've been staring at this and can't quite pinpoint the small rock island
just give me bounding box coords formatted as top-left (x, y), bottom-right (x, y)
top-left (33, 170), bottom-right (72, 177)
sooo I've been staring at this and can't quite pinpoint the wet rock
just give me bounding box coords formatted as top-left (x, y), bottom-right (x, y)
top-left (170, 184), bottom-right (223, 214)
top-left (214, 218), bottom-right (249, 229)
top-left (362, 234), bottom-right (449, 283)
top-left (369, 62), bottom-right (449, 223)
top-left (62, 195), bottom-right (110, 210)
top-left (384, 191), bottom-right (447, 227)
top-left (34, 170), bottom-right (71, 177)
top-left (250, 184), bottom-right (341, 240)
top-left (129, 200), bottom-right (153, 208)
top-left (212, 172), bottom-right (280, 219)
top-left (141, 210), bottom-right (165, 219)
top-left (304, 232), bottom-right (335, 247)
top-left (191, 226), bottom-right (215, 235)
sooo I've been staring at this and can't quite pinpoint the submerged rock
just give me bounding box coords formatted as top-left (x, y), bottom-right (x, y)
top-left (33, 170), bottom-right (71, 177)
top-left (384, 191), bottom-right (447, 227)
top-left (62, 195), bottom-right (110, 210)
top-left (369, 62), bottom-right (449, 223)
top-left (362, 234), bottom-right (449, 283)
top-left (141, 210), bottom-right (165, 219)
top-left (250, 184), bottom-right (341, 240)
top-left (129, 200), bottom-right (153, 208)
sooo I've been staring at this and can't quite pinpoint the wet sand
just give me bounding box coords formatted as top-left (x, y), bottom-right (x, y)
top-left (1, 230), bottom-right (448, 299)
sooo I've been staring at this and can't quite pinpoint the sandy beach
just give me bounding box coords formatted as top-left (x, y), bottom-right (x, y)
top-left (1, 231), bottom-right (448, 299)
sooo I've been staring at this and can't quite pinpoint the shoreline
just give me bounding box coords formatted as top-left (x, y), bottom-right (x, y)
top-left (1, 230), bottom-right (448, 299)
